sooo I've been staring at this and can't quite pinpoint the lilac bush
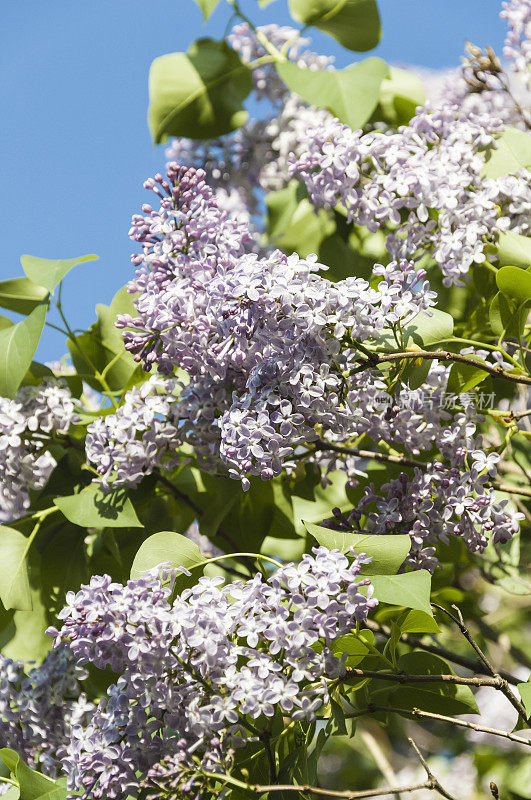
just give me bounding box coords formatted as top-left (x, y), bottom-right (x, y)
top-left (0, 2), bottom-right (530, 799)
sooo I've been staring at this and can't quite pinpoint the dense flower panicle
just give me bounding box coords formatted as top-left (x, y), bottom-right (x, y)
top-left (0, 649), bottom-right (92, 779)
top-left (49, 548), bottom-right (378, 798)
top-left (0, 378), bottom-right (76, 521)
top-left (85, 375), bottom-right (182, 490)
top-left (321, 360), bottom-right (524, 570)
top-left (107, 168), bottom-right (437, 489)
top-left (291, 105), bottom-right (531, 286)
top-left (501, 0), bottom-right (531, 88)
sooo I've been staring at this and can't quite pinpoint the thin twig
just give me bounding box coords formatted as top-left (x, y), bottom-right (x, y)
top-left (360, 729), bottom-right (402, 800)
top-left (474, 617), bottom-right (531, 673)
top-left (345, 667), bottom-right (501, 687)
top-left (432, 604), bottom-right (529, 723)
top-left (363, 620), bottom-right (521, 686)
top-left (315, 440), bottom-right (423, 468)
top-left (362, 704), bottom-right (531, 747)
top-left (374, 350), bottom-right (531, 386)
top-left (315, 441), bottom-right (531, 497)
top-left (408, 738), bottom-right (460, 800)
top-left (203, 772), bottom-right (440, 799)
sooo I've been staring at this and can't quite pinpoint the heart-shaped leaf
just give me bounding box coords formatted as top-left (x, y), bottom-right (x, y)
top-left (277, 57), bottom-right (389, 132)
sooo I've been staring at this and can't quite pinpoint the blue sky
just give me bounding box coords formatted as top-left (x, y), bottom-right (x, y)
top-left (1, 0), bottom-right (508, 362)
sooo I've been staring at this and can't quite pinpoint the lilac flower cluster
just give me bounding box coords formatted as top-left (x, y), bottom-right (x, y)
top-left (321, 361), bottom-right (524, 570)
top-left (48, 548), bottom-right (378, 798)
top-left (0, 649), bottom-right (92, 779)
top-left (291, 105), bottom-right (531, 286)
top-left (501, 0), bottom-right (531, 89)
top-left (0, 378), bottom-right (76, 521)
top-left (85, 375), bottom-right (182, 490)
top-left (102, 165), bottom-right (437, 489)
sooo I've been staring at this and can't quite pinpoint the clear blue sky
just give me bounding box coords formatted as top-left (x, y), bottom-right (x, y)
top-left (1, 0), bottom-right (507, 362)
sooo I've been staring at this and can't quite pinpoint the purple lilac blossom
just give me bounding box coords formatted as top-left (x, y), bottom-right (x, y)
top-left (290, 105), bottom-right (531, 287)
top-left (501, 0), bottom-right (531, 89)
top-left (105, 165), bottom-right (436, 489)
top-left (48, 548), bottom-right (377, 799)
top-left (85, 375), bottom-right (182, 490)
top-left (320, 360), bottom-right (524, 571)
top-left (0, 378), bottom-right (76, 522)
top-left (0, 649), bottom-right (92, 779)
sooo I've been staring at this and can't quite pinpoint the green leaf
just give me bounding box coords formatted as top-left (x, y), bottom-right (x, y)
top-left (498, 231), bottom-right (531, 269)
top-left (481, 127), bottom-right (531, 178)
top-left (331, 629), bottom-right (375, 666)
top-left (0, 316), bottom-right (13, 331)
top-left (54, 484), bottom-right (143, 529)
top-left (378, 66), bottom-right (425, 125)
top-left (266, 182), bottom-right (335, 258)
top-left (289, 0), bottom-right (381, 52)
top-left (403, 309), bottom-right (454, 347)
top-left (0, 302), bottom-right (48, 397)
top-left (517, 678), bottom-right (531, 718)
top-left (0, 278), bottom-right (48, 315)
top-left (40, 525), bottom-right (89, 618)
top-left (0, 527), bottom-right (32, 611)
top-left (148, 39), bottom-right (252, 143)
top-left (0, 552), bottom-right (51, 666)
top-left (0, 750), bottom-right (66, 800)
top-left (68, 286), bottom-right (140, 392)
top-left (370, 571), bottom-right (432, 614)
top-left (21, 254), bottom-right (98, 293)
top-left (496, 265), bottom-right (531, 305)
top-left (399, 609), bottom-right (440, 634)
top-left (489, 291), bottom-right (526, 338)
top-left (446, 361), bottom-right (489, 394)
top-left (277, 57), bottom-right (389, 132)
top-left (327, 698), bottom-right (347, 735)
top-left (131, 531), bottom-right (203, 578)
top-left (193, 0), bottom-right (220, 19)
top-left (391, 652), bottom-right (479, 715)
top-left (292, 470), bottom-right (352, 535)
top-left (304, 524), bottom-right (411, 575)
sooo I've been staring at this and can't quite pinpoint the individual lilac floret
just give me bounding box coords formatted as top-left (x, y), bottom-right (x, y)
top-left (0, 378), bottom-right (76, 522)
top-left (49, 548), bottom-right (377, 799)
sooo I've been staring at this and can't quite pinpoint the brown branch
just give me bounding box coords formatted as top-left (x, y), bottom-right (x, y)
top-left (314, 440), bottom-right (423, 468)
top-left (246, 780), bottom-right (437, 799)
top-left (362, 704), bottom-right (531, 747)
top-left (375, 350), bottom-right (531, 386)
top-left (433, 604), bottom-right (529, 723)
top-left (315, 441), bottom-right (531, 498)
top-left (363, 620), bottom-right (521, 686)
top-left (493, 482), bottom-right (531, 499)
top-left (474, 617), bottom-right (531, 673)
top-left (345, 667), bottom-right (501, 688)
top-left (408, 738), bottom-right (460, 800)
